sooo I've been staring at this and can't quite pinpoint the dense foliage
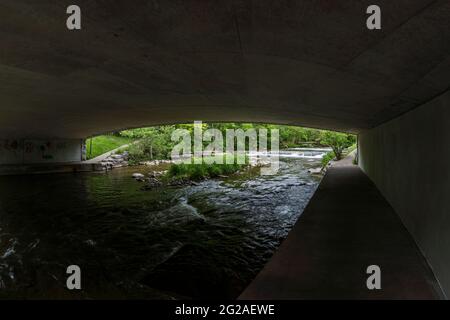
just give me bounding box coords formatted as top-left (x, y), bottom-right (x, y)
top-left (119, 124), bottom-right (355, 162)
top-left (321, 151), bottom-right (336, 168)
top-left (90, 124), bottom-right (356, 164)
top-left (320, 131), bottom-right (356, 160)
top-left (166, 161), bottom-right (243, 181)
top-left (122, 126), bottom-right (174, 164)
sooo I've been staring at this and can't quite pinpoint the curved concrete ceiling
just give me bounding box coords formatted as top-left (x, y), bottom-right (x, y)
top-left (0, 0), bottom-right (449, 138)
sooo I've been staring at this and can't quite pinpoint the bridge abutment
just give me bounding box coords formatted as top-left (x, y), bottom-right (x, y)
top-left (0, 139), bottom-right (85, 165)
top-left (359, 90), bottom-right (450, 298)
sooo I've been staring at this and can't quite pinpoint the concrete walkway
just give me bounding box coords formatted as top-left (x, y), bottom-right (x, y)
top-left (240, 161), bottom-right (443, 299)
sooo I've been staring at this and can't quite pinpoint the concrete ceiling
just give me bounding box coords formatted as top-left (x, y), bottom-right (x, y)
top-left (0, 0), bottom-right (449, 138)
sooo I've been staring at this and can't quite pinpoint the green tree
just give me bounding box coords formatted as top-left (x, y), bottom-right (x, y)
top-left (320, 131), bottom-right (355, 160)
top-left (125, 126), bottom-right (174, 163)
top-left (120, 123), bottom-right (355, 163)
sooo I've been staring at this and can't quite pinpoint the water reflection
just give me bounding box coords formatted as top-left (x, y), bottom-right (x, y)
top-left (0, 151), bottom-right (324, 299)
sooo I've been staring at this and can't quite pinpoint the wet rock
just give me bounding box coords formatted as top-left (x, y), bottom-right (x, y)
top-left (100, 152), bottom-right (129, 170)
top-left (84, 239), bottom-right (96, 247)
top-left (167, 177), bottom-right (199, 187)
top-left (140, 159), bottom-right (173, 166)
top-left (308, 167), bottom-right (323, 175)
top-left (132, 173), bottom-right (145, 181)
top-left (148, 171), bottom-right (165, 178)
top-left (145, 177), bottom-right (162, 189)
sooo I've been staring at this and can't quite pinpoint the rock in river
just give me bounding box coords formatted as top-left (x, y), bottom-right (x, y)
top-left (308, 167), bottom-right (323, 175)
top-left (142, 177), bottom-right (163, 190)
top-left (132, 173), bottom-right (145, 181)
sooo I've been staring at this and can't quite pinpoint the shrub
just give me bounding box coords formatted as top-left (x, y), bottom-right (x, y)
top-left (127, 136), bottom-right (172, 164)
top-left (166, 158), bottom-right (245, 181)
top-left (320, 132), bottom-right (356, 160)
top-left (321, 151), bottom-right (336, 168)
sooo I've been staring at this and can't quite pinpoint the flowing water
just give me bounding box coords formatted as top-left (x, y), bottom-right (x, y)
top-left (0, 150), bottom-right (326, 299)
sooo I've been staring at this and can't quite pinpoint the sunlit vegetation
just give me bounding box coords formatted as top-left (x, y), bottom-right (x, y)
top-left (321, 143), bottom-right (357, 169)
top-left (87, 124), bottom-right (356, 164)
top-left (321, 151), bottom-right (336, 168)
top-left (166, 162), bottom-right (244, 181)
top-left (121, 124), bottom-right (356, 162)
top-left (85, 135), bottom-right (134, 159)
top-left (320, 132), bottom-right (356, 160)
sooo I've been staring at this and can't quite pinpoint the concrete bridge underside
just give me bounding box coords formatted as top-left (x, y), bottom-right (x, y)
top-left (0, 1), bottom-right (449, 298)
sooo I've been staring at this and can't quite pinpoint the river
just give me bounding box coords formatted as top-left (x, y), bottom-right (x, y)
top-left (0, 149), bottom-right (327, 299)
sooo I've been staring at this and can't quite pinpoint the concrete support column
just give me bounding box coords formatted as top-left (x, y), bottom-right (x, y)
top-left (359, 91), bottom-right (450, 298)
top-left (0, 139), bottom-right (85, 164)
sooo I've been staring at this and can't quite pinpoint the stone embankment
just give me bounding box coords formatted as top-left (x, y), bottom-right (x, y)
top-left (100, 152), bottom-right (130, 170)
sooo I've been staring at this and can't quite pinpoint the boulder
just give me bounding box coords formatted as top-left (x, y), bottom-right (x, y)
top-left (308, 167), bottom-right (323, 175)
top-left (142, 177), bottom-right (163, 190)
top-left (132, 173), bottom-right (145, 181)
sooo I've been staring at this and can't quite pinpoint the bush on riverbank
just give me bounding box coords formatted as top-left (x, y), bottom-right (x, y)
top-left (166, 161), bottom-right (244, 181)
top-left (121, 124), bottom-right (356, 164)
top-left (321, 151), bottom-right (336, 168)
top-left (127, 139), bottom-right (172, 165)
top-left (87, 124), bottom-right (356, 167)
top-left (320, 132), bottom-right (356, 160)
top-left (122, 126), bottom-right (174, 165)
top-left (320, 144), bottom-right (357, 168)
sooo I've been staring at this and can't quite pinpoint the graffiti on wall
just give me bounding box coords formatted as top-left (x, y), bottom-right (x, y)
top-left (1, 140), bottom-right (20, 151)
top-left (0, 140), bottom-right (23, 163)
top-left (37, 141), bottom-right (54, 160)
top-left (1, 139), bottom-right (76, 164)
top-left (31, 141), bottom-right (69, 160)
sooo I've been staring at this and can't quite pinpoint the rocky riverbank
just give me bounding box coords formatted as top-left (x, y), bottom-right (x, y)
top-left (99, 152), bottom-right (174, 171)
top-left (132, 170), bottom-right (202, 190)
top-left (100, 152), bottom-right (130, 170)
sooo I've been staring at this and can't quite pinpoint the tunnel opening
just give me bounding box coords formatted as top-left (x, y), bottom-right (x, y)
top-left (1, 0), bottom-right (449, 301)
top-left (0, 122), bottom-right (357, 299)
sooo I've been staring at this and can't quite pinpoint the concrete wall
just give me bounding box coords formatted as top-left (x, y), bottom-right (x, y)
top-left (359, 91), bottom-right (450, 298)
top-left (0, 139), bottom-right (85, 164)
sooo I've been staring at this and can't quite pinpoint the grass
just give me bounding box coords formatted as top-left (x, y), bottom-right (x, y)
top-left (165, 159), bottom-right (246, 181)
top-left (86, 135), bottom-right (134, 160)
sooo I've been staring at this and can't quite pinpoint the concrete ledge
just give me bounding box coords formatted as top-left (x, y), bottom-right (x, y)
top-left (0, 162), bottom-right (104, 176)
top-left (239, 163), bottom-right (443, 299)
top-left (0, 139), bottom-right (84, 165)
